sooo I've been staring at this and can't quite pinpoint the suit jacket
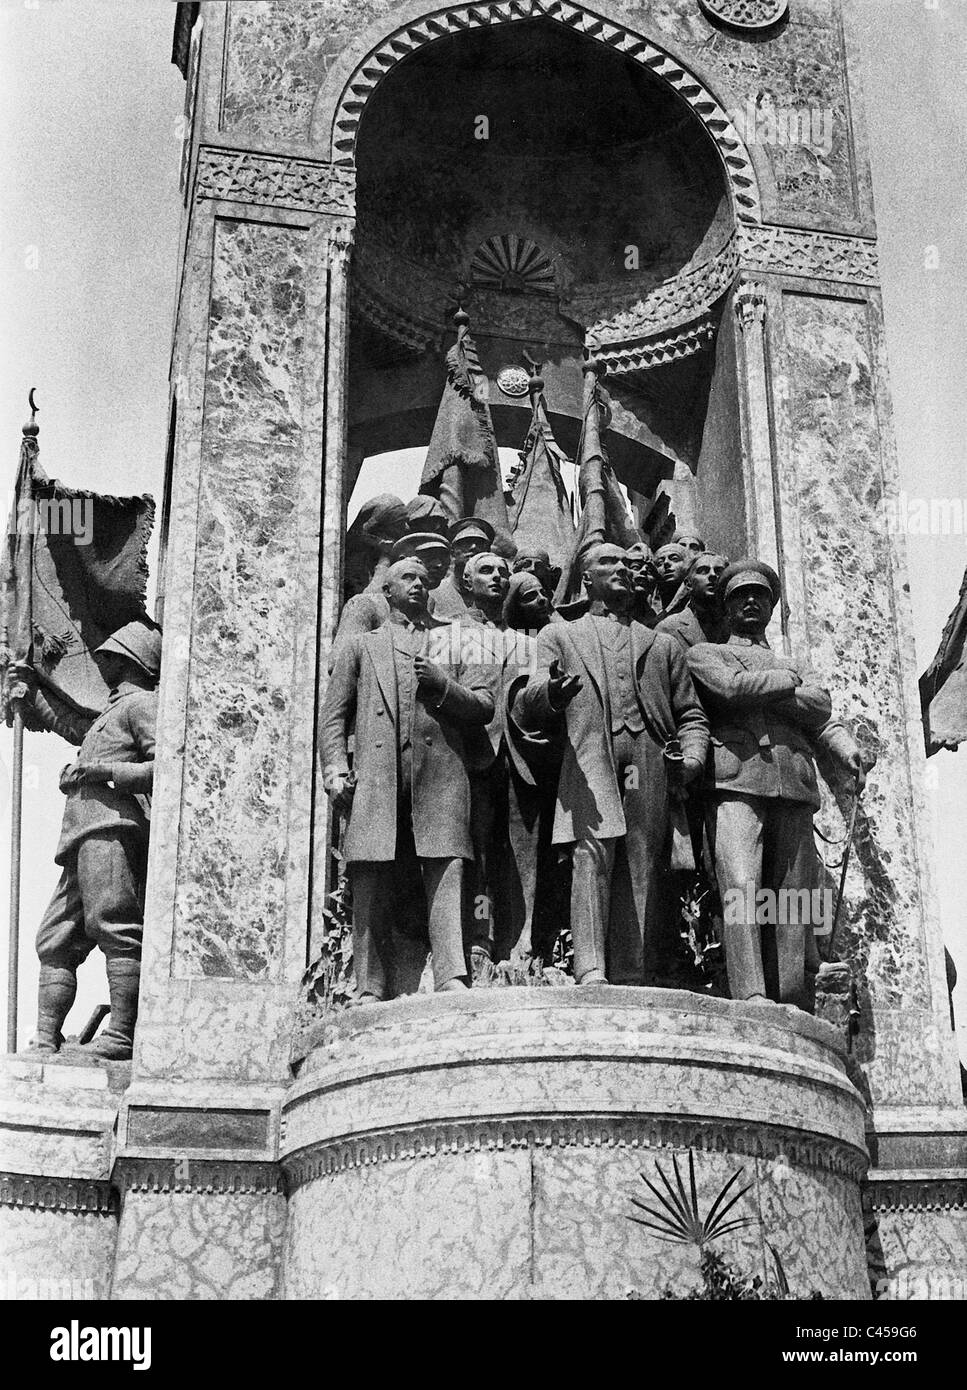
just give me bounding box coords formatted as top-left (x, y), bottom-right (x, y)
top-left (455, 621), bottom-right (550, 785)
top-left (687, 636), bottom-right (854, 808)
top-left (320, 620), bottom-right (495, 862)
top-left (428, 574), bottom-right (469, 620)
top-left (516, 615), bottom-right (709, 844)
top-left (656, 605), bottom-right (730, 650)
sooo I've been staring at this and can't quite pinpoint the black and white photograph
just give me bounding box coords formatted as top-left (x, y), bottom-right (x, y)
top-left (0, 0), bottom-right (965, 1334)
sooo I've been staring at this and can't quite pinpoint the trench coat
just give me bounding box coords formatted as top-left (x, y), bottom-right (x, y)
top-left (320, 620), bottom-right (495, 862)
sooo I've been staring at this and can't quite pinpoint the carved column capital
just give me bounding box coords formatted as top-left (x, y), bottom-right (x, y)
top-left (734, 281), bottom-right (768, 331)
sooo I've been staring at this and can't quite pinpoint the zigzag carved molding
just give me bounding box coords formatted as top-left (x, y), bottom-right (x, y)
top-left (330, 0), bottom-right (763, 222)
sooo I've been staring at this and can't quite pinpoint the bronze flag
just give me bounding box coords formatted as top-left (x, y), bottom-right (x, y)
top-left (0, 423), bottom-right (155, 741)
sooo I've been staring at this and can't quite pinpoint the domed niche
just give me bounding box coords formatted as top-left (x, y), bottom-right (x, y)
top-left (347, 18), bottom-right (745, 554)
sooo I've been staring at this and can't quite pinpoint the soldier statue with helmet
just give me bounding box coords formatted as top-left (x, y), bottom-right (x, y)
top-left (29, 619), bottom-right (162, 1060)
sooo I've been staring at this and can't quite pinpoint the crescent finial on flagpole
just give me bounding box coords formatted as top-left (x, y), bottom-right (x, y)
top-left (24, 388), bottom-right (39, 438)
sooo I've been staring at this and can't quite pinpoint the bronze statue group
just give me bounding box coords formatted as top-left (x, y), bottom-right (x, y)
top-left (322, 496), bottom-right (868, 1015)
top-left (22, 489), bottom-right (868, 1062)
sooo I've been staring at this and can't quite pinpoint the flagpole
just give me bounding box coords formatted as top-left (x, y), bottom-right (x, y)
top-left (6, 709), bottom-right (22, 1053)
top-left (5, 390), bottom-right (38, 1054)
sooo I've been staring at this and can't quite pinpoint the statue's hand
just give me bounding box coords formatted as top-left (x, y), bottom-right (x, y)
top-left (680, 757), bottom-right (705, 788)
top-left (414, 654), bottom-right (447, 699)
top-left (325, 768), bottom-right (355, 814)
top-left (75, 763), bottom-right (113, 786)
top-left (772, 656), bottom-right (803, 685)
top-left (8, 659), bottom-right (34, 685)
top-left (843, 747), bottom-right (868, 793)
top-left (547, 658), bottom-right (582, 709)
top-left (59, 763), bottom-right (80, 792)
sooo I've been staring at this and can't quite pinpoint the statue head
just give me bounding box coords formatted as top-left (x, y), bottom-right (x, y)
top-left (513, 546), bottom-right (552, 583)
top-left (581, 542), bottom-right (632, 609)
top-left (93, 621), bottom-right (163, 690)
top-left (404, 495), bottom-right (450, 537)
top-left (503, 570), bottom-right (551, 631)
top-left (462, 551), bottom-right (510, 611)
top-left (653, 542), bottom-right (692, 591)
top-left (389, 532), bottom-right (452, 589)
top-left (686, 552), bottom-right (729, 608)
top-left (448, 517), bottom-right (496, 569)
top-left (383, 557), bottom-right (431, 620)
top-left (623, 541), bottom-right (654, 592)
top-left (674, 530), bottom-right (706, 559)
top-left (351, 494), bottom-right (409, 550)
top-left (720, 559), bottom-right (781, 638)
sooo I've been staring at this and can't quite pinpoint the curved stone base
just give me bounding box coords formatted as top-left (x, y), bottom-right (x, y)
top-left (281, 988), bottom-right (870, 1299)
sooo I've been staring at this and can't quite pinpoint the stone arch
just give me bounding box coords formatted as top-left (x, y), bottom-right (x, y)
top-left (309, 0), bottom-right (765, 224)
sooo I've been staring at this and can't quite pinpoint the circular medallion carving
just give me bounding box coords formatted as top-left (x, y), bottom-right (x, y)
top-left (496, 365), bottom-right (531, 398)
top-left (698, 0), bottom-right (788, 31)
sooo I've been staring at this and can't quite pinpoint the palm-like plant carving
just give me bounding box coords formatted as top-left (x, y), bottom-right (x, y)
top-left (628, 1150), bottom-right (755, 1247)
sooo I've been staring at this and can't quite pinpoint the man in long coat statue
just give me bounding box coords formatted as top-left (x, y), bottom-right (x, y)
top-left (516, 543), bottom-right (709, 986)
top-left (321, 557), bottom-right (495, 1000)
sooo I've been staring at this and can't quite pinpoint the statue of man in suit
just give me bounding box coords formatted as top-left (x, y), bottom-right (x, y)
top-left (656, 552), bottom-right (731, 649)
top-left (516, 543), bottom-right (709, 986)
top-left (430, 518), bottom-right (495, 620)
top-left (651, 542), bottom-right (695, 621)
top-left (687, 560), bottom-right (867, 1011)
top-left (320, 558), bottom-right (495, 1001)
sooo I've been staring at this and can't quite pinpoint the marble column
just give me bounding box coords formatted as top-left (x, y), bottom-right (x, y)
top-left (110, 160), bottom-right (356, 1296)
top-left (732, 260), bottom-right (963, 1122)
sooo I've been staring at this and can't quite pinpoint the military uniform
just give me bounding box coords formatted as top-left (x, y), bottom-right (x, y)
top-left (30, 621), bottom-right (161, 1058)
top-left (37, 686), bottom-right (156, 968)
top-left (688, 629), bottom-right (860, 1009)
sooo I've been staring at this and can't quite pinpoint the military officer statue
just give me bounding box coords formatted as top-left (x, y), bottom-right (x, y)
top-left (687, 560), bottom-right (867, 1011)
top-left (321, 557), bottom-right (495, 1000)
top-left (30, 621), bottom-right (161, 1060)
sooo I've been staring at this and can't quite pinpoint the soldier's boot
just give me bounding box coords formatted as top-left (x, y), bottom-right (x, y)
top-left (81, 958), bottom-right (140, 1061)
top-left (28, 965), bottom-right (77, 1053)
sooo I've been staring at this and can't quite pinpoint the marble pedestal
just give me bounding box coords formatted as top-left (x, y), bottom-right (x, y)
top-left (280, 989), bottom-right (870, 1300)
top-left (0, 1055), bottom-right (126, 1299)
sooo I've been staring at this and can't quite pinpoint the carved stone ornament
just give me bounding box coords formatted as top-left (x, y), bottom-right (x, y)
top-left (330, 2), bottom-right (761, 221)
top-left (496, 365), bottom-right (531, 397)
top-left (699, 0), bottom-right (789, 31)
top-left (471, 235), bottom-right (556, 296)
top-left (734, 281), bottom-right (767, 332)
top-left (591, 316), bottom-right (717, 375)
top-left (194, 147), bottom-right (356, 217)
